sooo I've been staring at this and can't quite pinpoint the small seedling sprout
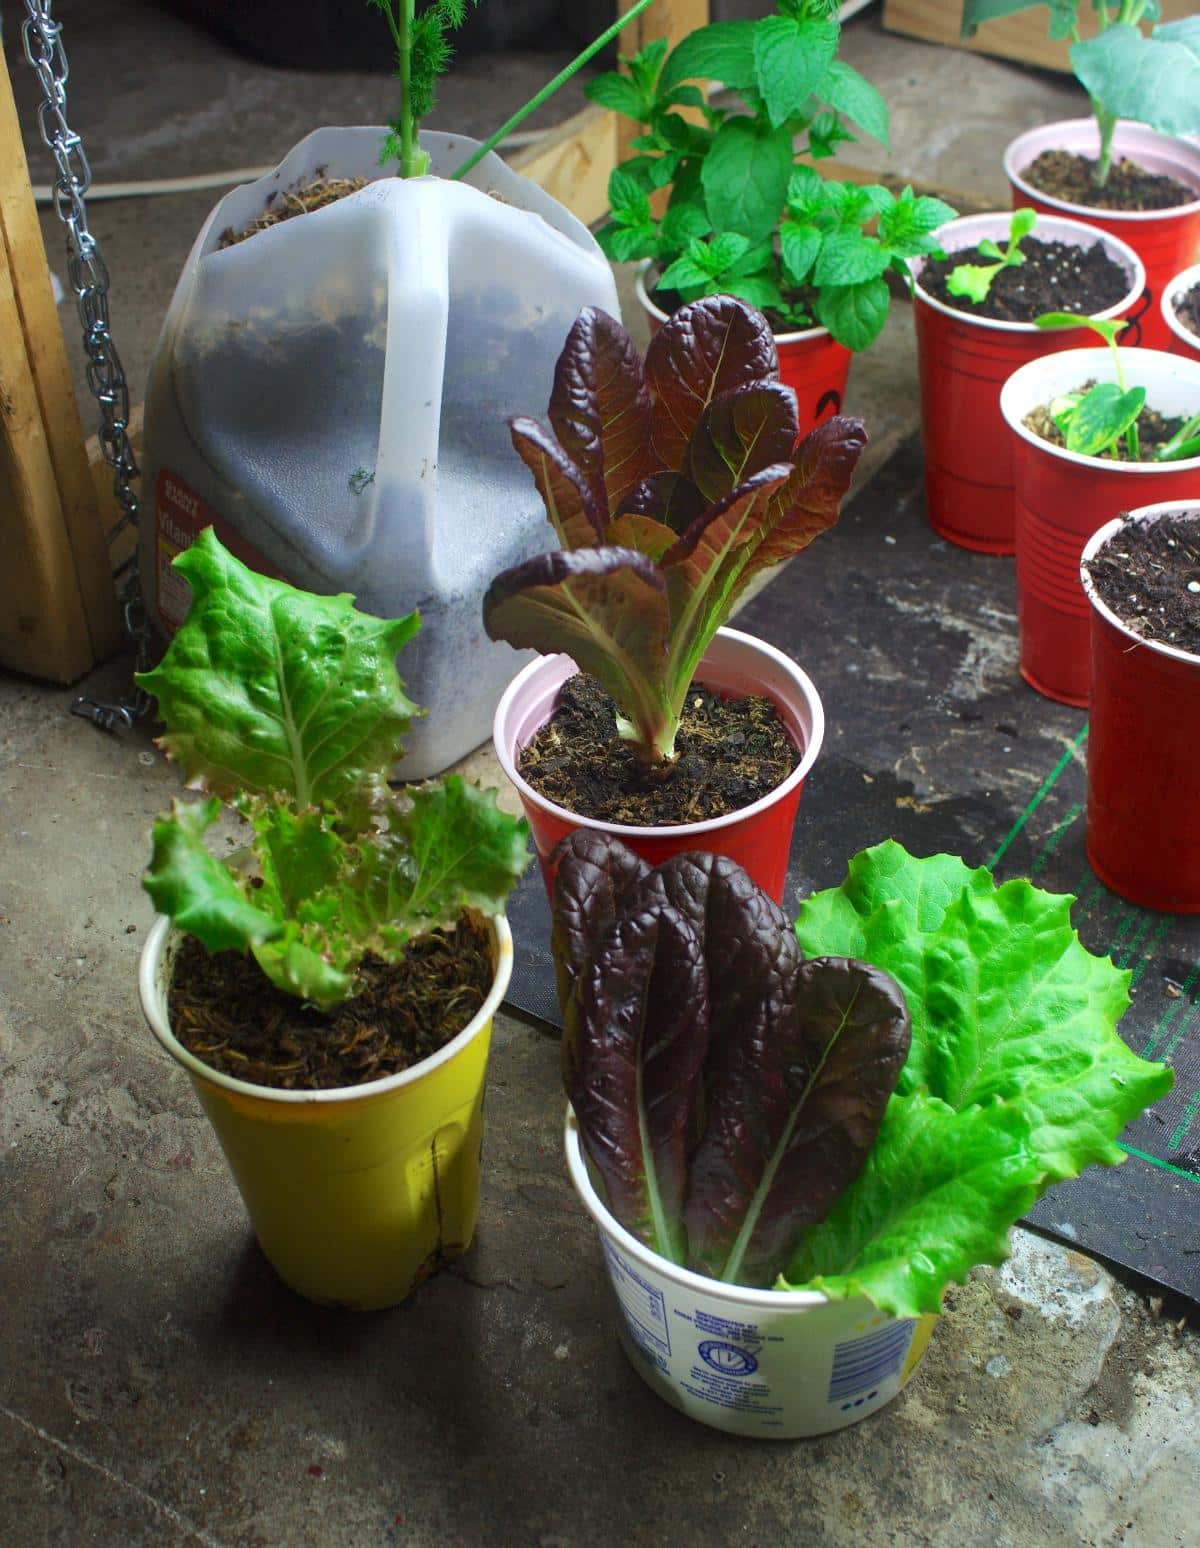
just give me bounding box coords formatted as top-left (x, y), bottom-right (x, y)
top-left (945, 208), bottom-right (1036, 304)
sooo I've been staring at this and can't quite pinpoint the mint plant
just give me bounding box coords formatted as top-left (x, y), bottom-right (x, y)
top-left (589, 0), bottom-right (957, 350)
top-left (945, 207), bottom-right (1037, 304)
top-left (138, 528), bottom-right (529, 1010)
top-left (1036, 311), bottom-right (1200, 461)
top-left (962, 2), bottom-right (1200, 188)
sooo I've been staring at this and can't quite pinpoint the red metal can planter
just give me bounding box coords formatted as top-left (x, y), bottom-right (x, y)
top-left (911, 213), bottom-right (1144, 555)
top-left (635, 265), bottom-right (851, 442)
top-left (999, 348), bottom-right (1200, 707)
top-left (1082, 504), bottom-right (1200, 913)
top-left (492, 627), bottom-right (824, 907)
top-left (1005, 120), bottom-right (1200, 354)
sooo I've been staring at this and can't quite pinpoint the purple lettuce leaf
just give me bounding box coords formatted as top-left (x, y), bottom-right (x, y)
top-left (684, 956), bottom-right (911, 1286)
top-left (547, 307), bottom-right (653, 520)
top-left (644, 296), bottom-right (779, 470)
top-left (684, 383), bottom-right (800, 505)
top-left (509, 417), bottom-right (605, 550)
top-left (614, 472), bottom-right (707, 536)
top-left (572, 900), bottom-right (710, 1263)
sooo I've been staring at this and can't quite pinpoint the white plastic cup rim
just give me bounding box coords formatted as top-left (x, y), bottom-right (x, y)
top-left (564, 1108), bottom-right (827, 1310)
top-left (909, 211), bottom-right (1146, 334)
top-left (139, 910), bottom-right (514, 1105)
top-left (492, 625), bottom-right (826, 842)
top-left (1003, 118), bottom-right (1200, 221)
top-left (998, 346), bottom-right (1200, 473)
top-left (1080, 499), bottom-right (1200, 671)
top-left (633, 259), bottom-right (834, 348)
top-left (1162, 263), bottom-right (1200, 353)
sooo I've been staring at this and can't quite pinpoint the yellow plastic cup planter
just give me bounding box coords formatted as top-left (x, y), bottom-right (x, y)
top-left (565, 1111), bottom-right (936, 1438)
top-left (140, 911), bottom-right (514, 1309)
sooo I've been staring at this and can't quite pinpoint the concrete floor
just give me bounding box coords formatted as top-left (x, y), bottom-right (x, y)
top-left (3, 4), bottom-right (1198, 1545)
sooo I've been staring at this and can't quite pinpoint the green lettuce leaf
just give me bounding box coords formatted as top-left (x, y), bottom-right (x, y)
top-left (788, 842), bottom-right (1173, 1316)
top-left (136, 526), bottom-right (421, 808)
top-left (781, 1089), bottom-right (1041, 1315)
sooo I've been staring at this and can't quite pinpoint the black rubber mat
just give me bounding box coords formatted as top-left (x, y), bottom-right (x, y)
top-left (503, 434), bottom-right (1200, 1301)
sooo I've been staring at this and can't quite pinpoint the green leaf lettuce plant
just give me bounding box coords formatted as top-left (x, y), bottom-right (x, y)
top-left (589, 0), bottom-right (957, 350)
top-left (138, 528), bottom-right (529, 1011)
top-left (962, 1), bottom-right (1200, 188)
top-left (1035, 311), bottom-right (1200, 459)
top-left (556, 834), bottom-right (1172, 1318)
top-left (945, 207), bottom-right (1037, 304)
top-left (482, 295), bottom-right (867, 770)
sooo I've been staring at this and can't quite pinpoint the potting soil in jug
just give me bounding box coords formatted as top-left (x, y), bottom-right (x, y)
top-left (141, 127), bottom-right (620, 779)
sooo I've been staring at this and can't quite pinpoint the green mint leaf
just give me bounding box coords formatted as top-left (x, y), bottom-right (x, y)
top-left (658, 253), bottom-right (715, 292)
top-left (818, 60), bottom-right (890, 147)
top-left (628, 37), bottom-right (669, 100)
top-left (659, 201), bottom-right (711, 252)
top-left (805, 109), bottom-right (855, 161)
top-left (658, 84), bottom-right (708, 113)
top-left (609, 167), bottom-right (652, 225)
top-left (658, 20), bottom-right (759, 93)
top-left (143, 796), bottom-right (284, 955)
top-left (1072, 25), bottom-right (1200, 139)
top-left (815, 277), bottom-right (891, 350)
top-left (586, 72), bottom-right (649, 121)
top-left (1064, 383), bottom-right (1147, 457)
top-left (600, 223), bottom-right (661, 263)
top-left (722, 273), bottom-right (784, 311)
top-left (701, 118), bottom-right (795, 245)
top-left (137, 528), bottom-right (421, 809)
top-left (704, 232), bottom-right (753, 275)
top-left (877, 188), bottom-right (958, 257)
top-left (752, 14), bottom-right (840, 129)
top-left (813, 230), bottom-right (891, 287)
top-left (780, 220), bottom-right (822, 285)
top-left (786, 164), bottom-right (827, 219)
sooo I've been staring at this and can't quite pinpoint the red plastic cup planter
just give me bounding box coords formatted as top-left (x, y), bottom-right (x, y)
top-left (1162, 263), bottom-right (1200, 361)
top-left (635, 264), bottom-right (850, 442)
top-left (1081, 503), bottom-right (1200, 914)
top-left (910, 213), bottom-right (1144, 555)
top-left (1005, 120), bottom-right (1200, 353)
top-left (492, 626), bottom-right (824, 906)
top-left (999, 347), bottom-right (1200, 707)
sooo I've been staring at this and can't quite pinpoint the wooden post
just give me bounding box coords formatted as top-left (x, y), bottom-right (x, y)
top-left (0, 38), bottom-right (121, 684)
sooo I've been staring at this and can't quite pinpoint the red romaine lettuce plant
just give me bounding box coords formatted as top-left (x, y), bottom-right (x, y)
top-left (482, 296), bottom-right (867, 769)
top-left (138, 527), bottom-right (528, 1010)
top-left (553, 831), bottom-right (911, 1287)
top-left (557, 834), bottom-right (1173, 1312)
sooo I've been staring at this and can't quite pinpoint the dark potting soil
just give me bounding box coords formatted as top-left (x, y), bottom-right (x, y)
top-left (1173, 282), bottom-right (1200, 344)
top-left (1086, 511), bottom-right (1200, 656)
top-left (168, 915), bottom-right (493, 1090)
top-left (1021, 150), bottom-right (1196, 213)
top-left (218, 174), bottom-right (367, 248)
top-left (651, 278), bottom-right (819, 339)
top-left (917, 237), bottom-right (1129, 323)
top-left (1024, 386), bottom-right (1187, 462)
top-left (519, 673), bottom-right (800, 826)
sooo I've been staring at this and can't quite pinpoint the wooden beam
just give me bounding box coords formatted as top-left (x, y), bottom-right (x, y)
top-left (510, 103), bottom-right (617, 230)
top-left (0, 38), bottom-right (121, 683)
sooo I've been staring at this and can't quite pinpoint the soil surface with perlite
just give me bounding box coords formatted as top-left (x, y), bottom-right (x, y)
top-left (919, 237), bottom-right (1130, 322)
top-left (1022, 151), bottom-right (1197, 212)
top-left (169, 916), bottom-right (493, 1090)
top-left (519, 674), bottom-right (800, 826)
top-left (1173, 282), bottom-right (1200, 344)
top-left (1087, 511), bottom-right (1200, 657)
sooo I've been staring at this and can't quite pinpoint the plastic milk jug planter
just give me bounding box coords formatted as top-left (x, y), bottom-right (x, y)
top-left (140, 126), bottom-right (620, 781)
top-left (635, 264), bottom-right (851, 443)
top-left (1081, 503), bottom-right (1200, 913)
top-left (911, 213), bottom-right (1144, 555)
top-left (140, 913), bottom-right (514, 1310)
top-left (998, 347), bottom-right (1200, 707)
top-left (1005, 120), bottom-right (1200, 353)
top-left (1162, 263), bottom-right (1200, 360)
top-left (565, 1114), bottom-right (936, 1439)
top-left (493, 628), bottom-right (824, 905)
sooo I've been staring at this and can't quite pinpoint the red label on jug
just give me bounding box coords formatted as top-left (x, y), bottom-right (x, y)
top-left (154, 471), bottom-right (275, 635)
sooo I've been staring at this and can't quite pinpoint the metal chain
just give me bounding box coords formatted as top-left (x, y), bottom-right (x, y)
top-left (21, 0), bottom-right (152, 727)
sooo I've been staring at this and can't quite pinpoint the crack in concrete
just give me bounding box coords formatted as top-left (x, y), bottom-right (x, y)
top-left (0, 1403), bottom-right (228, 1548)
